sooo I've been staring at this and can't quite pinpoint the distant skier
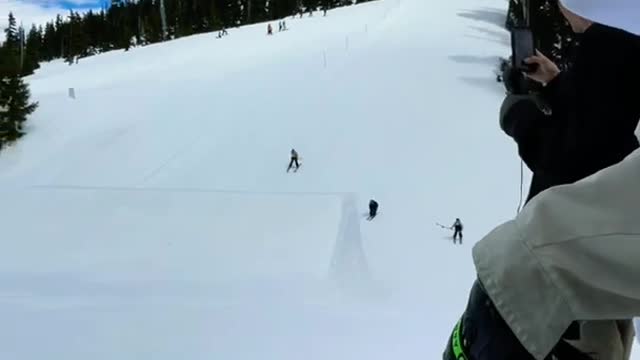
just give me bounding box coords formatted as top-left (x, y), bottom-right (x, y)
top-left (367, 200), bottom-right (379, 220)
top-left (452, 218), bottom-right (463, 244)
top-left (267, 23), bottom-right (273, 35)
top-left (282, 20), bottom-right (287, 31)
top-left (217, 28), bottom-right (228, 38)
top-left (278, 21), bottom-right (283, 32)
top-left (287, 148), bottom-right (300, 172)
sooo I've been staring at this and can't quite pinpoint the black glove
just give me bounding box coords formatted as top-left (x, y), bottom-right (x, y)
top-left (443, 280), bottom-right (592, 360)
top-left (499, 94), bottom-right (541, 138)
top-left (443, 279), bottom-right (535, 360)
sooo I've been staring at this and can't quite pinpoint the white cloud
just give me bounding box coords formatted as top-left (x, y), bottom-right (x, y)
top-left (0, 0), bottom-right (100, 32)
top-left (0, 1), bottom-right (65, 31)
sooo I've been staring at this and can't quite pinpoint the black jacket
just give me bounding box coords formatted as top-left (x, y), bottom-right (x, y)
top-left (507, 24), bottom-right (640, 203)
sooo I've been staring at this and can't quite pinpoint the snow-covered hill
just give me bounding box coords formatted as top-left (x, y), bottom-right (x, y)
top-left (3, 0), bottom-right (620, 359)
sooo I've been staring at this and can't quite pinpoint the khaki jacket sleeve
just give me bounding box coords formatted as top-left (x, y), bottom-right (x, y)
top-left (473, 149), bottom-right (640, 360)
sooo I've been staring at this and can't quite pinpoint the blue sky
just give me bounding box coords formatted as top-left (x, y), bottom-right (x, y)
top-left (46, 0), bottom-right (104, 9)
top-left (1, 0), bottom-right (104, 29)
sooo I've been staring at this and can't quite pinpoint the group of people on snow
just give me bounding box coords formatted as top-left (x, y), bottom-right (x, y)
top-left (278, 20), bottom-right (288, 32)
top-left (285, 150), bottom-right (388, 224)
top-left (285, 148), bottom-right (462, 237)
top-left (296, 7), bottom-right (326, 18)
top-left (216, 27), bottom-right (229, 39)
top-left (444, 1), bottom-right (640, 360)
top-left (268, 21), bottom-right (288, 36)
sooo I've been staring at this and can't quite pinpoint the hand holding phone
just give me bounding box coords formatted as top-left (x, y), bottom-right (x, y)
top-left (523, 50), bottom-right (561, 85)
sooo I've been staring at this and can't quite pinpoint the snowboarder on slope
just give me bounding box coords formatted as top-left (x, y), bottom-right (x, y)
top-left (452, 218), bottom-right (463, 244)
top-left (287, 149), bottom-right (300, 172)
top-left (368, 200), bottom-right (379, 220)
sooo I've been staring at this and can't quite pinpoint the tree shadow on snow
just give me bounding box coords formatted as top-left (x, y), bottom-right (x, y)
top-left (449, 55), bottom-right (502, 66)
top-left (469, 25), bottom-right (510, 46)
top-left (459, 76), bottom-right (506, 96)
top-left (457, 7), bottom-right (507, 28)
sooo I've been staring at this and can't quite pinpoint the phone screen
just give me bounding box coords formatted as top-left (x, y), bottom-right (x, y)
top-left (511, 28), bottom-right (535, 72)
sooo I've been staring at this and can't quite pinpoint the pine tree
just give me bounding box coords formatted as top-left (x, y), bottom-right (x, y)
top-left (4, 13), bottom-right (20, 51)
top-left (55, 15), bottom-right (66, 58)
top-left (7, 0), bottom-right (370, 66)
top-left (302, 0), bottom-right (320, 15)
top-left (246, 0), bottom-right (269, 23)
top-left (0, 47), bottom-right (38, 149)
top-left (272, 0), bottom-right (298, 19)
top-left (23, 25), bottom-right (42, 75)
top-left (65, 11), bottom-right (91, 64)
top-left (41, 22), bottom-right (58, 61)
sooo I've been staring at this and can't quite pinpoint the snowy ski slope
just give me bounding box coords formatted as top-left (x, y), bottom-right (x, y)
top-left (2, 0), bottom-right (634, 359)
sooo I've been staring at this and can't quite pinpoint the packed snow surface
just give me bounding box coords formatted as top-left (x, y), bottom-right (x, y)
top-left (4, 0), bottom-right (632, 359)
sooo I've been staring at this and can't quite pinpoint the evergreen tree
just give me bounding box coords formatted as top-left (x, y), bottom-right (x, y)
top-left (4, 13), bottom-right (20, 51)
top-left (23, 25), bottom-right (42, 75)
top-left (41, 22), bottom-right (58, 61)
top-left (272, 0), bottom-right (299, 19)
top-left (138, 0), bottom-right (164, 43)
top-left (73, 11), bottom-right (90, 60)
top-left (4, 0), bottom-right (371, 68)
top-left (0, 47), bottom-right (38, 149)
top-left (83, 10), bottom-right (108, 53)
top-left (302, 0), bottom-right (320, 15)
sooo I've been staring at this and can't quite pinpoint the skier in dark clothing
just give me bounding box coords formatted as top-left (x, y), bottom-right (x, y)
top-left (500, 14), bottom-right (640, 204)
top-left (287, 149), bottom-right (300, 172)
top-left (267, 23), bottom-right (273, 35)
top-left (452, 218), bottom-right (463, 244)
top-left (367, 200), bottom-right (379, 220)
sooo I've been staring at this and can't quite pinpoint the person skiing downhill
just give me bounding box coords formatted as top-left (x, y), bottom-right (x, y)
top-left (287, 149), bottom-right (300, 172)
top-left (452, 218), bottom-right (463, 244)
top-left (444, 2), bottom-right (640, 360)
top-left (267, 23), bottom-right (273, 35)
top-left (367, 200), bottom-right (379, 220)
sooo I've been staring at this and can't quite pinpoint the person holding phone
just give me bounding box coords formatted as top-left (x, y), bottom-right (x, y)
top-left (500, 0), bottom-right (640, 204)
top-left (444, 1), bottom-right (640, 360)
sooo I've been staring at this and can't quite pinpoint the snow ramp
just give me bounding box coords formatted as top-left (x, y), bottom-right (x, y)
top-left (0, 187), bottom-right (379, 359)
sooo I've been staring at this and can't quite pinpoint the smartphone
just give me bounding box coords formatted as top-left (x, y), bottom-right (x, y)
top-left (511, 27), bottom-right (537, 73)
